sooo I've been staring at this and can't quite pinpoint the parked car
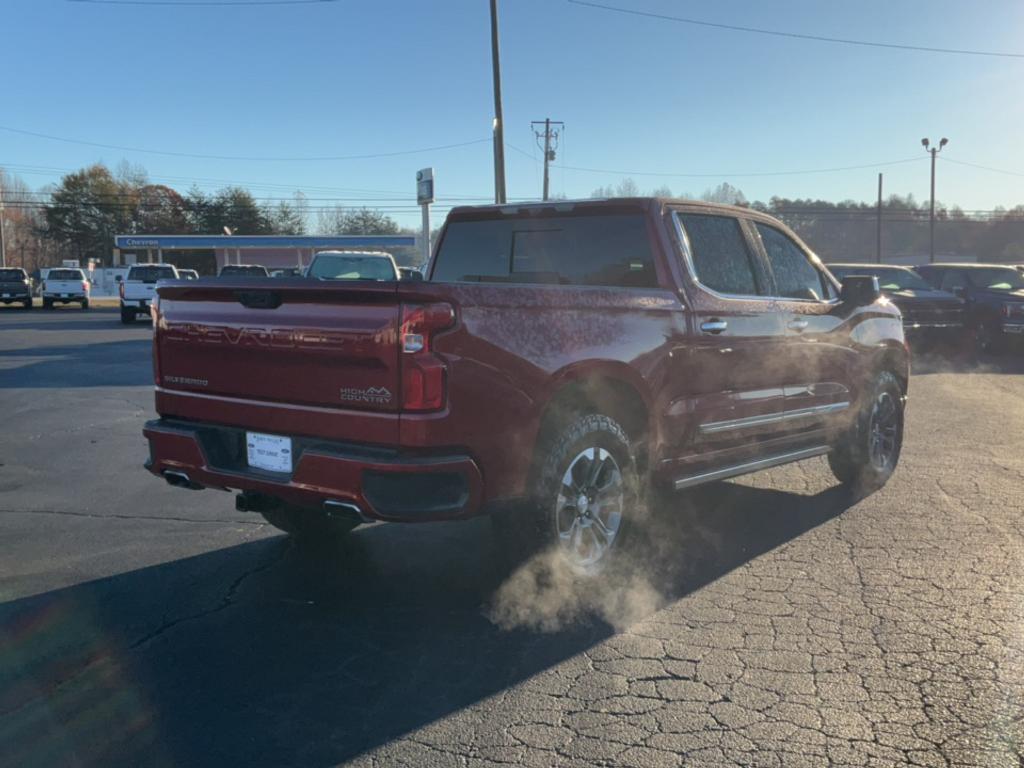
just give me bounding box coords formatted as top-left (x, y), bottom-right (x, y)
top-left (41, 268), bottom-right (90, 310)
top-left (120, 264), bottom-right (179, 324)
top-left (144, 199), bottom-right (907, 575)
top-left (915, 263), bottom-right (1024, 352)
top-left (0, 267), bottom-right (33, 309)
top-left (306, 251), bottom-right (398, 281)
top-left (827, 263), bottom-right (964, 346)
top-left (177, 269), bottom-right (200, 280)
top-left (219, 264), bottom-right (269, 278)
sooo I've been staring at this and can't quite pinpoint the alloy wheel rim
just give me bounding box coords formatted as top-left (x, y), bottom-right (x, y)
top-left (555, 447), bottom-right (624, 571)
top-left (868, 392), bottom-right (899, 472)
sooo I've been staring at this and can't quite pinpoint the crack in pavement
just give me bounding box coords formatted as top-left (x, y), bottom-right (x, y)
top-left (0, 507), bottom-right (265, 525)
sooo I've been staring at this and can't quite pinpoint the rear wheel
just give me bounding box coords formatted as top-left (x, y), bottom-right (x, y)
top-left (81, 298), bottom-right (90, 310)
top-left (22, 299), bottom-right (31, 310)
top-left (120, 307), bottom-right (135, 324)
top-left (828, 371), bottom-right (904, 492)
top-left (497, 413), bottom-right (642, 577)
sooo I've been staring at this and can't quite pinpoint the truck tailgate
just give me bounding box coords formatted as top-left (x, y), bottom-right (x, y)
top-left (155, 279), bottom-right (402, 441)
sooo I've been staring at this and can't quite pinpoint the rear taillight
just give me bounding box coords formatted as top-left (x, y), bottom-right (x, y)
top-left (400, 302), bottom-right (455, 411)
top-left (82, 281), bottom-right (89, 292)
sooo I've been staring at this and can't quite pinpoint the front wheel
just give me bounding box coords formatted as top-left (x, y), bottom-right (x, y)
top-left (828, 371), bottom-right (904, 492)
top-left (499, 413), bottom-right (642, 577)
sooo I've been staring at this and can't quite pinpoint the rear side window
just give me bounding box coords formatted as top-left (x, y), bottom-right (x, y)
top-left (756, 224), bottom-right (829, 301)
top-left (676, 213), bottom-right (762, 296)
top-left (432, 213), bottom-right (657, 288)
top-left (128, 265), bottom-right (177, 281)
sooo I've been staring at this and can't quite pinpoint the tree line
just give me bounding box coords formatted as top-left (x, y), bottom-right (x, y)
top-left (0, 163), bottom-right (405, 270)
top-left (592, 180), bottom-right (1024, 262)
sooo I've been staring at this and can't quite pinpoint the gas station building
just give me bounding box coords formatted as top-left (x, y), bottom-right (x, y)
top-left (113, 234), bottom-right (418, 275)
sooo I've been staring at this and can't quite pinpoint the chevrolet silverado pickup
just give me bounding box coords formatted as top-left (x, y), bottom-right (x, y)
top-left (915, 263), bottom-right (1024, 353)
top-left (0, 268), bottom-right (33, 309)
top-left (827, 263), bottom-right (964, 348)
top-left (144, 199), bottom-right (908, 574)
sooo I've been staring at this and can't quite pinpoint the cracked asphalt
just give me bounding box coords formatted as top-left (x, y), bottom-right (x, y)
top-left (1, 308), bottom-right (1023, 768)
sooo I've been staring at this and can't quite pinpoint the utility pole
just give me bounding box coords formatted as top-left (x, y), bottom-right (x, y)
top-left (489, 0), bottom-right (506, 204)
top-left (876, 173), bottom-right (883, 264)
top-left (532, 118), bottom-right (564, 201)
top-left (921, 137), bottom-right (948, 263)
top-left (0, 171), bottom-right (7, 268)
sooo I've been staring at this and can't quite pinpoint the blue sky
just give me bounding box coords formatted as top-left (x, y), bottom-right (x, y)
top-left (4, 0), bottom-right (1023, 227)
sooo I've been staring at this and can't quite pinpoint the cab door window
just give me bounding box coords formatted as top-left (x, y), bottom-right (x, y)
top-left (756, 223), bottom-right (831, 301)
top-left (939, 270), bottom-right (967, 292)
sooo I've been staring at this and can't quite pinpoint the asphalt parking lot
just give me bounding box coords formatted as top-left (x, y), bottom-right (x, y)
top-left (1, 307), bottom-right (1023, 768)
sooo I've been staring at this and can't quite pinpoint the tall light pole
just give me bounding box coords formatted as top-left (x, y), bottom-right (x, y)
top-left (532, 119), bottom-right (564, 201)
top-left (0, 171), bottom-right (7, 269)
top-left (921, 137), bottom-right (948, 263)
top-left (489, 0), bottom-right (507, 204)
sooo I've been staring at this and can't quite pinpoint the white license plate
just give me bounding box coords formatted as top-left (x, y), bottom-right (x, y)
top-left (246, 432), bottom-right (293, 473)
top-left (1, 294), bottom-right (9, 298)
top-left (61, 293), bottom-right (69, 298)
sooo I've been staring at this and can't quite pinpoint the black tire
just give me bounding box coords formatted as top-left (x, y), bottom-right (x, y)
top-left (496, 413), bottom-right (642, 577)
top-left (120, 307), bottom-right (135, 324)
top-left (258, 505), bottom-right (358, 544)
top-left (81, 299), bottom-right (90, 310)
top-left (42, 298), bottom-right (53, 310)
top-left (828, 370), bottom-right (904, 492)
top-left (974, 318), bottom-right (1002, 355)
top-left (22, 299), bottom-right (32, 310)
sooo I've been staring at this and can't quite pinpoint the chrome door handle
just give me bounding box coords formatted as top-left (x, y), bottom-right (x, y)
top-left (700, 319), bottom-right (728, 334)
top-left (787, 319), bottom-right (809, 332)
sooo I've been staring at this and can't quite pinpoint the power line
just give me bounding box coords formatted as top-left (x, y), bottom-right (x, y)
top-left (567, 0), bottom-right (1024, 59)
top-left (0, 125), bottom-right (491, 162)
top-left (67, 0), bottom-right (338, 6)
top-left (554, 157), bottom-right (926, 179)
top-left (939, 157), bottom-right (1024, 178)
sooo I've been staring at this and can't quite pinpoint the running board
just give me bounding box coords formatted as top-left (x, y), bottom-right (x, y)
top-left (673, 445), bottom-right (830, 491)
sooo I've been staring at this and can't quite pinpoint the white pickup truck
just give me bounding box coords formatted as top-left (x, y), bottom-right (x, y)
top-left (42, 268), bottom-right (90, 310)
top-left (120, 263), bottom-right (179, 323)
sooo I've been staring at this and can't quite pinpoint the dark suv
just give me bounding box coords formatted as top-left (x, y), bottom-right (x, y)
top-left (827, 263), bottom-right (964, 347)
top-left (145, 199), bottom-right (908, 575)
top-left (915, 263), bottom-right (1024, 352)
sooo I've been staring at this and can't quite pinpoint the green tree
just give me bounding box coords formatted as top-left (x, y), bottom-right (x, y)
top-left (339, 207), bottom-right (399, 235)
top-left (43, 164), bottom-right (131, 265)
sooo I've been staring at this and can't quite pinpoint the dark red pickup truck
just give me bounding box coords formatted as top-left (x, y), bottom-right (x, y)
top-left (144, 199), bottom-right (908, 574)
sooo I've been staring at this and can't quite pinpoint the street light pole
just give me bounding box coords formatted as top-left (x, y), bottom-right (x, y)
top-left (489, 0), bottom-right (507, 204)
top-left (0, 172), bottom-right (7, 269)
top-left (921, 137), bottom-right (948, 263)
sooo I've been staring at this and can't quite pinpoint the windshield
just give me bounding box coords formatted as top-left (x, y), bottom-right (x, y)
top-left (828, 265), bottom-right (932, 291)
top-left (47, 269), bottom-right (83, 280)
top-left (0, 269), bottom-right (26, 281)
top-left (967, 267), bottom-right (1024, 291)
top-left (308, 255), bottom-right (397, 281)
top-left (220, 265), bottom-right (268, 276)
top-left (128, 265), bottom-right (177, 281)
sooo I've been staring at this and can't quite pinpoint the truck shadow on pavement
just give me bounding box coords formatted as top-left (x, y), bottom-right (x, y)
top-left (0, 481), bottom-right (857, 768)
top-left (0, 339), bottom-right (153, 388)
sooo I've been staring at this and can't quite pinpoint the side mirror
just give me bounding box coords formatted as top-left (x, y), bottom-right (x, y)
top-left (115, 275), bottom-right (123, 282)
top-left (840, 275), bottom-right (881, 307)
